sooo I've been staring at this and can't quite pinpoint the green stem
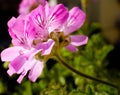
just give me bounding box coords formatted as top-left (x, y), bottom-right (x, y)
top-left (81, 0), bottom-right (87, 12)
top-left (55, 53), bottom-right (119, 89)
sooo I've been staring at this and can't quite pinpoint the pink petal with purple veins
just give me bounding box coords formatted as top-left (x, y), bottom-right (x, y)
top-left (47, 4), bottom-right (68, 33)
top-left (70, 35), bottom-right (88, 46)
top-left (65, 7), bottom-right (86, 35)
top-left (29, 5), bottom-right (45, 30)
top-left (7, 15), bottom-right (30, 47)
top-left (8, 15), bottom-right (37, 47)
top-left (29, 5), bottom-right (48, 38)
top-left (7, 55), bottom-right (28, 74)
top-left (28, 60), bottom-right (44, 82)
top-left (8, 15), bottom-right (26, 38)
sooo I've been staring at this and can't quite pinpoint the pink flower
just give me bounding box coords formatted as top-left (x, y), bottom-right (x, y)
top-left (1, 1), bottom-right (88, 83)
top-left (19, 0), bottom-right (46, 14)
top-left (1, 46), bottom-right (43, 83)
top-left (1, 3), bottom-right (68, 83)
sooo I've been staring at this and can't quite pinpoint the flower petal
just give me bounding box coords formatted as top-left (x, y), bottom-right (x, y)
top-left (36, 39), bottom-right (55, 55)
top-left (7, 48), bottom-right (41, 83)
top-left (17, 70), bottom-right (27, 84)
top-left (7, 17), bottom-right (16, 28)
top-left (47, 4), bottom-right (68, 33)
top-left (65, 44), bottom-right (78, 52)
top-left (41, 39), bottom-right (55, 55)
top-left (7, 55), bottom-right (27, 76)
top-left (29, 5), bottom-right (45, 31)
top-left (28, 60), bottom-right (44, 82)
top-left (1, 46), bottom-right (24, 61)
top-left (65, 7), bottom-right (86, 35)
top-left (8, 15), bottom-right (26, 39)
top-left (28, 5), bottom-right (48, 39)
top-left (7, 17), bottom-right (17, 39)
top-left (70, 35), bottom-right (88, 46)
top-left (17, 57), bottom-right (42, 83)
top-left (7, 15), bottom-right (32, 47)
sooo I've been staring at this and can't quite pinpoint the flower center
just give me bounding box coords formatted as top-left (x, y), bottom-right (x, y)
top-left (50, 32), bottom-right (71, 47)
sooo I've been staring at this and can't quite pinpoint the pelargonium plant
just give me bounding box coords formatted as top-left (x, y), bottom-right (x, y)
top-left (1, 1), bottom-right (88, 83)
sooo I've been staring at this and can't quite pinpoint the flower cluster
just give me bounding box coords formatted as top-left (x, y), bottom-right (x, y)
top-left (1, 0), bottom-right (88, 83)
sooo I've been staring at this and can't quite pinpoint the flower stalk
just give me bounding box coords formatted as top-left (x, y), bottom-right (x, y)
top-left (55, 53), bottom-right (119, 90)
top-left (81, 0), bottom-right (88, 12)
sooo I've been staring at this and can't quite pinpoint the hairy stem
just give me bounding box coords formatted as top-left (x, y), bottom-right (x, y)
top-left (55, 53), bottom-right (119, 89)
